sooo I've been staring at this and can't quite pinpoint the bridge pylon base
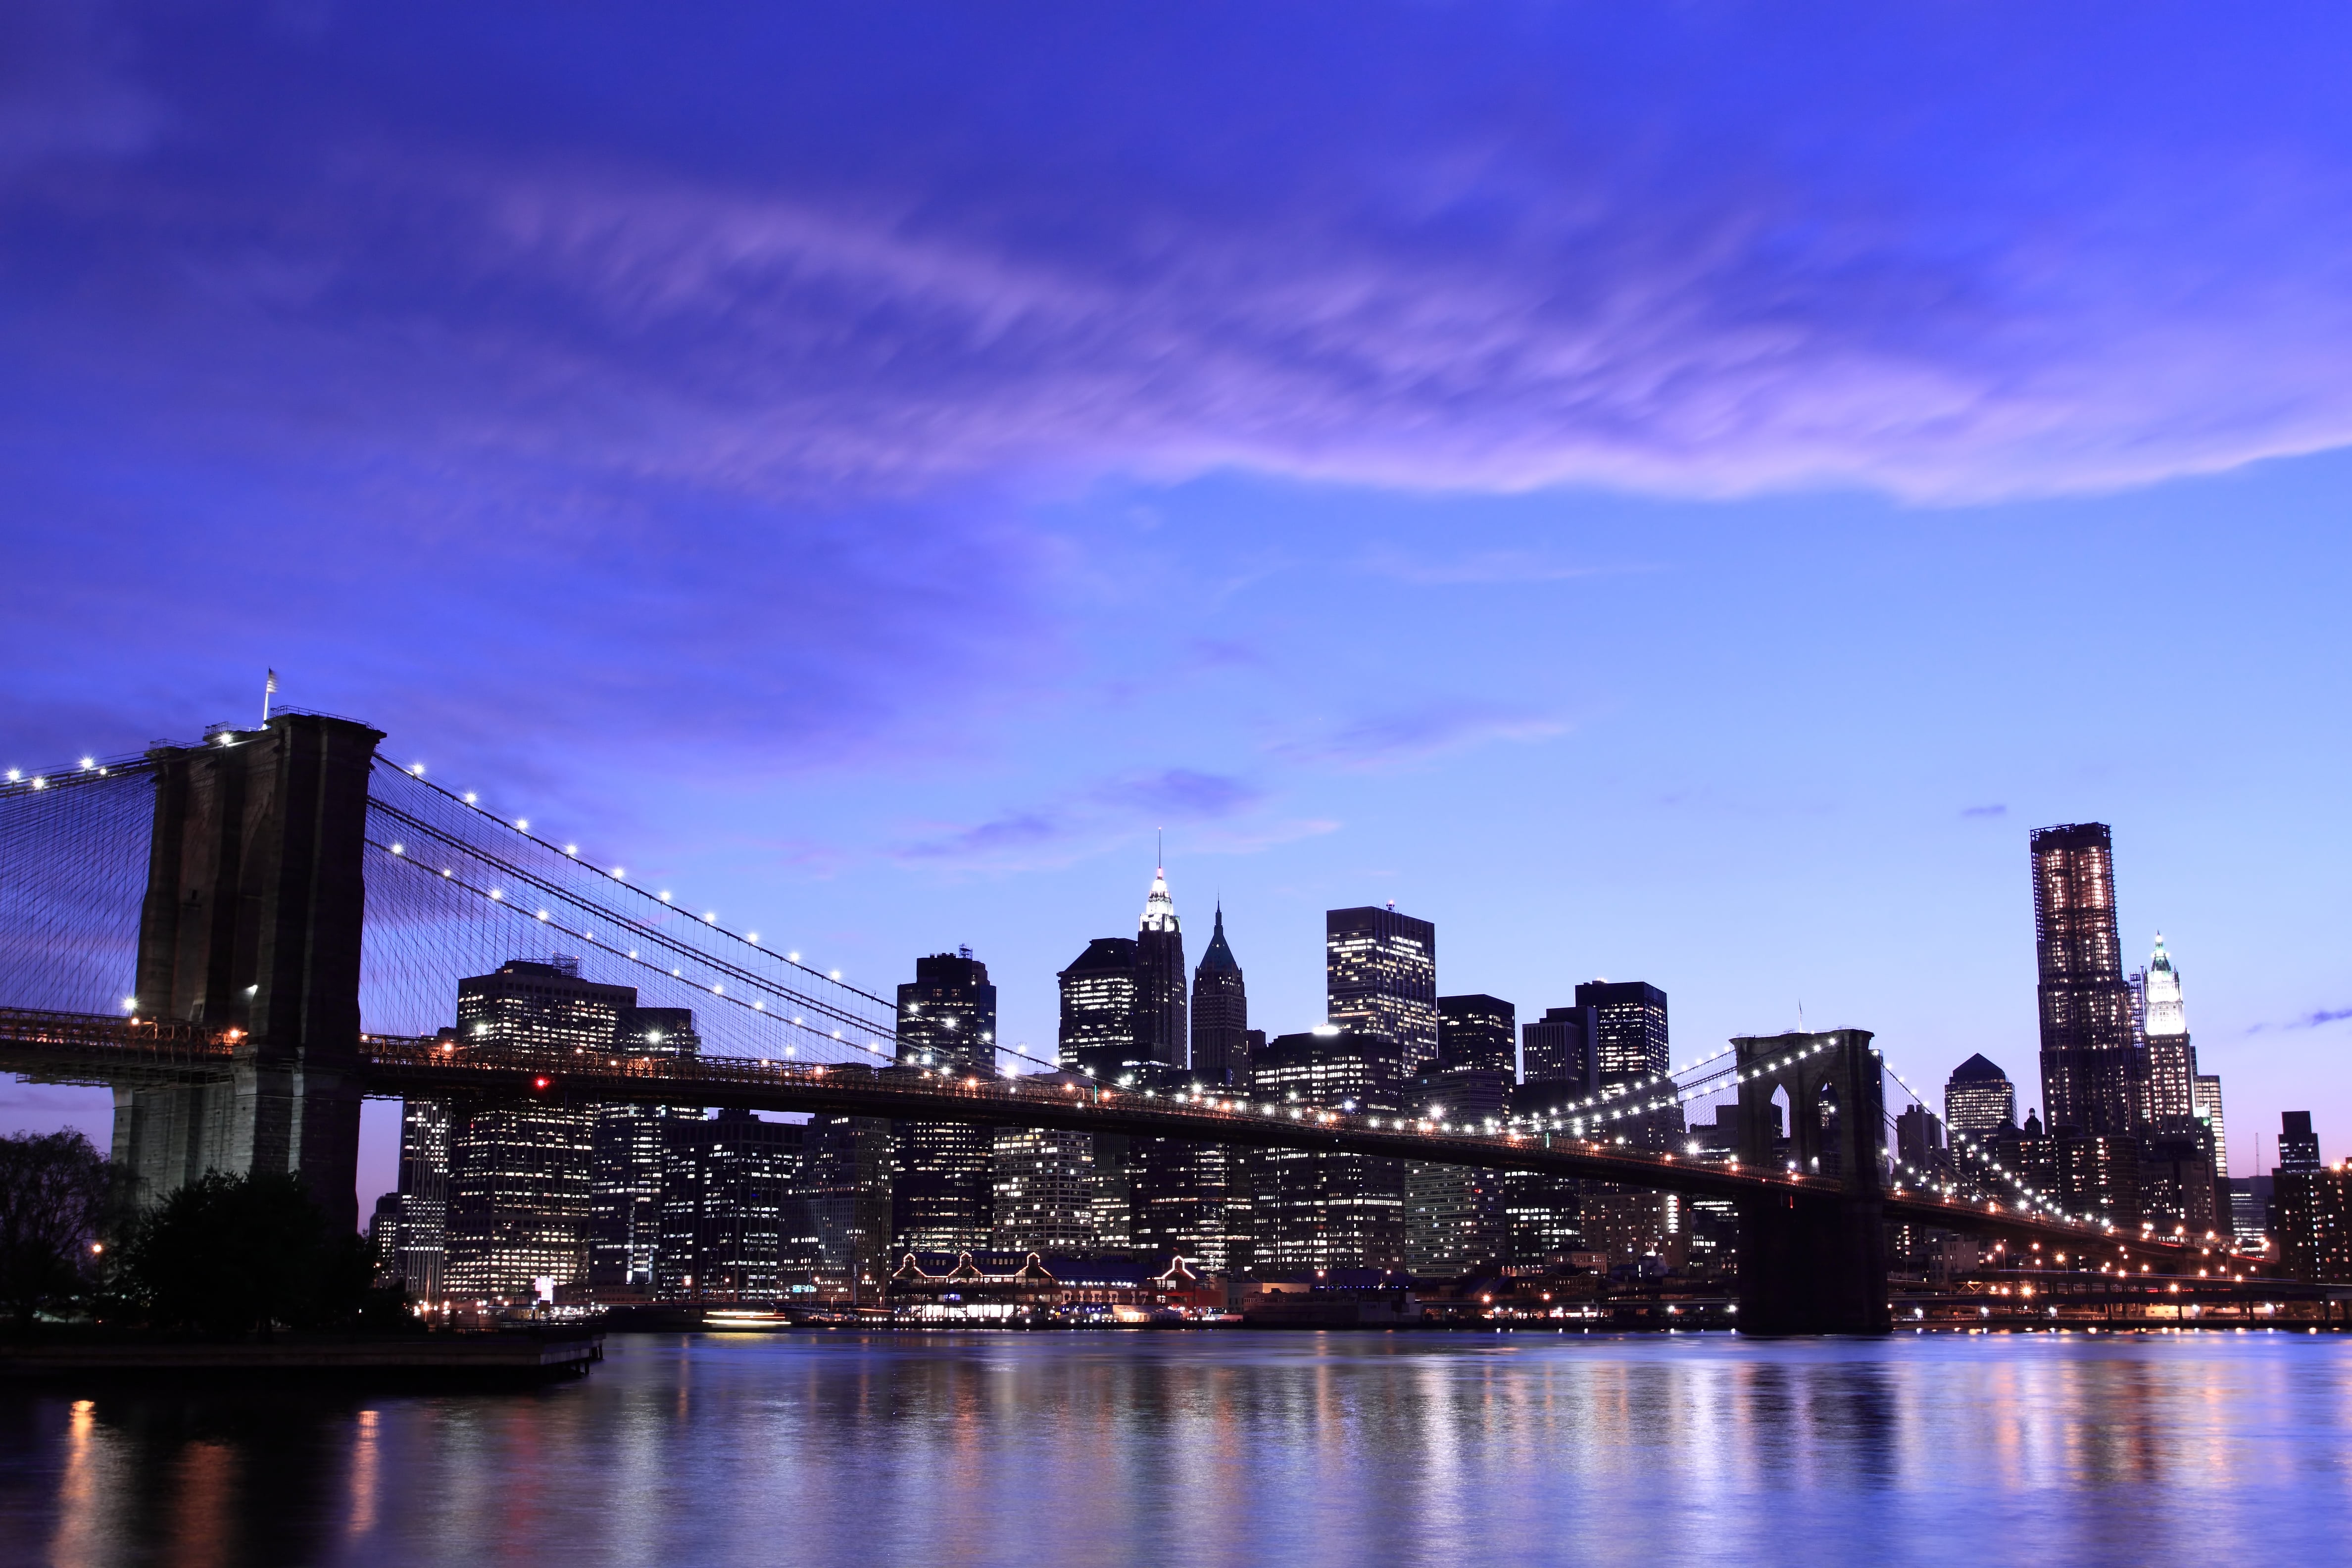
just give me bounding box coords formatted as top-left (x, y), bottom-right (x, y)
top-left (1736, 1190), bottom-right (1891, 1335)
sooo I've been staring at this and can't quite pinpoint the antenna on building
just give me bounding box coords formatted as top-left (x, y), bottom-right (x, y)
top-left (1157, 826), bottom-right (1164, 871)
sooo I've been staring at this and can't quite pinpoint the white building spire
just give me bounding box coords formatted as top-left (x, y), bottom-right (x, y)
top-left (1139, 841), bottom-right (1178, 933)
top-left (2144, 931), bottom-right (2187, 1037)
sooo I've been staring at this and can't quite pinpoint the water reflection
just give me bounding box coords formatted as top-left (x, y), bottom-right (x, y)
top-left (0, 1333), bottom-right (2346, 1567)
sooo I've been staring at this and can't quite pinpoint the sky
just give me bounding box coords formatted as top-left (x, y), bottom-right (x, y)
top-left (3, 2), bottom-right (2349, 1207)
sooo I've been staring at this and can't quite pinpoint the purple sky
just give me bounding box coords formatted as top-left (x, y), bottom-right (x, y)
top-left (6, 2), bottom-right (2351, 1204)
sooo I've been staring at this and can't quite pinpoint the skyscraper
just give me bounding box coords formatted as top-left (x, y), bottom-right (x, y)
top-left (2031, 823), bottom-right (2147, 1220)
top-left (992, 1115), bottom-right (1097, 1254)
top-left (2279, 1111), bottom-right (2321, 1173)
top-left (1326, 904), bottom-right (1438, 1079)
top-left (588, 1005), bottom-right (699, 1295)
top-left (656, 1109), bottom-right (799, 1302)
top-left (788, 1113), bottom-right (893, 1300)
top-left (2195, 1075), bottom-right (2228, 1173)
top-left (1437, 994), bottom-right (1516, 1076)
top-left (1135, 861), bottom-right (1188, 1069)
top-left (1190, 904), bottom-right (1249, 1087)
top-left (2142, 934), bottom-right (2197, 1127)
top-left (1519, 1005), bottom-right (1593, 1091)
top-left (891, 950), bottom-right (999, 1252)
top-left (1057, 936), bottom-right (1140, 1081)
top-left (2031, 824), bottom-right (2144, 1136)
top-left (391, 1095), bottom-right (449, 1299)
top-left (1576, 981), bottom-right (1668, 1087)
top-left (1247, 1028), bottom-right (1407, 1271)
top-left (443, 958), bottom-right (637, 1300)
top-left (1943, 1054), bottom-right (2017, 1140)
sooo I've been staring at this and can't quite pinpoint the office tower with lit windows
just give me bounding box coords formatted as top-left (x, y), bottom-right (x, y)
top-left (588, 1005), bottom-right (700, 1295)
top-left (1402, 1065), bottom-right (1511, 1276)
top-left (1520, 1005), bottom-right (1593, 1091)
top-left (1438, 994), bottom-right (1516, 1076)
top-left (1575, 980), bottom-right (1680, 1150)
top-left (443, 957), bottom-right (638, 1299)
top-left (1190, 904), bottom-right (1249, 1087)
top-left (992, 1114), bottom-right (1098, 1254)
top-left (1135, 862), bottom-right (1188, 1069)
top-left (2279, 1111), bottom-right (2321, 1173)
top-left (2271, 1113), bottom-right (2351, 1283)
top-left (890, 950), bottom-right (999, 1252)
top-left (1576, 981), bottom-right (1668, 1087)
top-left (2195, 1075), bottom-right (2228, 1173)
top-left (1943, 1054), bottom-right (2017, 1140)
top-left (1058, 937), bottom-right (1141, 1081)
top-left (655, 1108), bottom-right (799, 1301)
top-left (2142, 934), bottom-right (2198, 1127)
top-left (391, 1096), bottom-right (449, 1298)
top-left (787, 1114), bottom-right (894, 1300)
top-left (1326, 905), bottom-right (1438, 1079)
top-left (2031, 823), bottom-right (2146, 1218)
top-left (1245, 1028), bottom-right (1407, 1271)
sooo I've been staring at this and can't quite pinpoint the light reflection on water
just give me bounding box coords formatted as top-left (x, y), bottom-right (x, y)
top-left (3, 1331), bottom-right (2349, 1567)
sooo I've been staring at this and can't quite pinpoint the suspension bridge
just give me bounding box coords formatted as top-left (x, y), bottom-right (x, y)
top-left (0, 712), bottom-right (2262, 1333)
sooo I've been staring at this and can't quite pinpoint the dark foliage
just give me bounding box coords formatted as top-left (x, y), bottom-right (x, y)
top-left (0, 1129), bottom-right (112, 1329)
top-left (117, 1170), bottom-right (394, 1339)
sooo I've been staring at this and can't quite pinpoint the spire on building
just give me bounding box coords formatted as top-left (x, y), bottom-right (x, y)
top-left (1197, 901), bottom-right (1238, 974)
top-left (2144, 932), bottom-right (2187, 1038)
top-left (1140, 857), bottom-right (1179, 933)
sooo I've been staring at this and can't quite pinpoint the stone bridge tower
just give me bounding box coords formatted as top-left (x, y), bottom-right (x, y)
top-left (1732, 1028), bottom-right (1891, 1334)
top-left (113, 713), bottom-right (383, 1231)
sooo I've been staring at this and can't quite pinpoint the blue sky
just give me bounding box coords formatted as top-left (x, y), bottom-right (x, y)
top-left (4, 2), bottom-right (2349, 1200)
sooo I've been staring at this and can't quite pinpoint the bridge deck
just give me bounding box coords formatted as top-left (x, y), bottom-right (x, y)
top-left (0, 1008), bottom-right (2242, 1269)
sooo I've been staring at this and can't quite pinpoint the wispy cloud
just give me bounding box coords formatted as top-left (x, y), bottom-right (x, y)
top-left (891, 767), bottom-right (1268, 871)
top-left (1272, 705), bottom-right (1567, 772)
top-left (1961, 804), bottom-right (2008, 818)
top-left (1357, 545), bottom-right (1629, 587)
top-left (2246, 1007), bottom-right (2352, 1034)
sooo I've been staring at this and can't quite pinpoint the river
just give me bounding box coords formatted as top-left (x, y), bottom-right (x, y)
top-left (3, 1330), bottom-right (2348, 1567)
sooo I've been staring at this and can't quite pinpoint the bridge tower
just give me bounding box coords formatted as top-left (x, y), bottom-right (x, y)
top-left (112, 713), bottom-right (384, 1231)
top-left (1731, 1028), bottom-right (1891, 1335)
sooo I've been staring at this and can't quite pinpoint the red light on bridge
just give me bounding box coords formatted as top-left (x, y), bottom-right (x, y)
top-left (533, 1076), bottom-right (551, 1091)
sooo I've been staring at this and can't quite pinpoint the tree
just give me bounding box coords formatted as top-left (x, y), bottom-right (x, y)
top-left (0, 1129), bottom-right (113, 1330)
top-left (119, 1169), bottom-right (382, 1338)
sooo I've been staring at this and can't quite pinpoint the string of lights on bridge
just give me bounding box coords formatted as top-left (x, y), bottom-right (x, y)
top-left (386, 757), bottom-right (885, 1003)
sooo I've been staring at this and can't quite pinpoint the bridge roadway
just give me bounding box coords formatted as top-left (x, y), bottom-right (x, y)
top-left (0, 1007), bottom-right (2250, 1273)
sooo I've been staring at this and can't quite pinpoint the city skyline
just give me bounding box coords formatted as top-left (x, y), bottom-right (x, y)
top-left (3, 4), bottom-right (2347, 1205)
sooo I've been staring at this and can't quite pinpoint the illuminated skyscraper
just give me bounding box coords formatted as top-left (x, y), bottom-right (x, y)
top-left (1058, 937), bottom-right (1140, 1081)
top-left (1437, 994), bottom-right (1516, 1076)
top-left (444, 958), bottom-right (636, 1300)
top-left (1247, 1028), bottom-right (1406, 1270)
top-left (992, 1113), bottom-right (1097, 1253)
top-left (391, 1096), bottom-right (449, 1299)
top-left (892, 949), bottom-right (999, 1252)
top-left (1519, 1005), bottom-right (1593, 1090)
top-left (2195, 1075), bottom-right (2228, 1174)
top-left (2142, 934), bottom-right (2198, 1128)
top-left (588, 1005), bottom-right (699, 1295)
top-left (1943, 1054), bottom-right (2017, 1140)
top-left (1135, 861), bottom-right (1188, 1069)
top-left (2031, 824), bottom-right (2144, 1138)
top-left (1575, 981), bottom-right (1667, 1088)
top-left (1326, 904), bottom-right (1438, 1079)
top-left (656, 1109), bottom-right (799, 1302)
